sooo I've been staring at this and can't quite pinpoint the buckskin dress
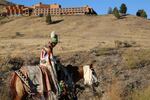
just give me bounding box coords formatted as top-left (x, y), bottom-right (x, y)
top-left (40, 42), bottom-right (59, 98)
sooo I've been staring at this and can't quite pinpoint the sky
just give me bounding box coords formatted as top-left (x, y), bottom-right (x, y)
top-left (10, 0), bottom-right (150, 18)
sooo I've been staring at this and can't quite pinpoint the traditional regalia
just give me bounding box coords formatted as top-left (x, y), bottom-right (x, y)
top-left (40, 31), bottom-right (59, 99)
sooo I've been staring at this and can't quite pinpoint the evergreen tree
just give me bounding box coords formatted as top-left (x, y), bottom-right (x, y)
top-left (136, 9), bottom-right (147, 18)
top-left (46, 14), bottom-right (52, 24)
top-left (120, 3), bottom-right (127, 14)
top-left (108, 7), bottom-right (113, 14)
top-left (141, 10), bottom-right (147, 18)
top-left (113, 7), bottom-right (121, 19)
top-left (136, 10), bottom-right (142, 17)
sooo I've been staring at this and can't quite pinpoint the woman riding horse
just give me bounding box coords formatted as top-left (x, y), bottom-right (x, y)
top-left (39, 31), bottom-right (60, 99)
top-left (9, 31), bottom-right (99, 100)
top-left (10, 64), bottom-right (99, 100)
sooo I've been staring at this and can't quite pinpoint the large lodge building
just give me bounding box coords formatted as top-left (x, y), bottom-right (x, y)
top-left (1, 2), bottom-right (97, 16)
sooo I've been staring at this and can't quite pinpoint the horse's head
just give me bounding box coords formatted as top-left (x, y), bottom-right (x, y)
top-left (83, 64), bottom-right (99, 87)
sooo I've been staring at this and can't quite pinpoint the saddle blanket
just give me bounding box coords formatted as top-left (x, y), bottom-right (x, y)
top-left (19, 65), bottom-right (43, 93)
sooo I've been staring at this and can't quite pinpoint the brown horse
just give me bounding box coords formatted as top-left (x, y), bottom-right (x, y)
top-left (10, 64), bottom-right (99, 100)
top-left (62, 64), bottom-right (99, 96)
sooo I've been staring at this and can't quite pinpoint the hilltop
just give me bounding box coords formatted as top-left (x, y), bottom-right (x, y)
top-left (0, 0), bottom-right (14, 5)
top-left (0, 0), bottom-right (14, 14)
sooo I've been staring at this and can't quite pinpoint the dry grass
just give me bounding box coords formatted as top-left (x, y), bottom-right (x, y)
top-left (122, 48), bottom-right (150, 69)
top-left (0, 15), bottom-right (150, 58)
top-left (114, 40), bottom-right (137, 48)
top-left (102, 80), bottom-right (122, 100)
top-left (132, 85), bottom-right (150, 100)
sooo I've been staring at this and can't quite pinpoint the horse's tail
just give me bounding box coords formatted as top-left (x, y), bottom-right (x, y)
top-left (9, 72), bottom-right (17, 99)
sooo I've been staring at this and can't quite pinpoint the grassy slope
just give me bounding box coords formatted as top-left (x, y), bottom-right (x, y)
top-left (0, 15), bottom-right (150, 57)
top-left (0, 0), bottom-right (14, 5)
top-left (132, 86), bottom-right (150, 100)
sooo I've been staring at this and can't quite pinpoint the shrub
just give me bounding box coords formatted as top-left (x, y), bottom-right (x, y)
top-left (108, 7), bottom-right (113, 14)
top-left (16, 32), bottom-right (21, 36)
top-left (141, 10), bottom-right (147, 18)
top-left (8, 56), bottom-right (24, 70)
top-left (39, 13), bottom-right (43, 17)
top-left (136, 10), bottom-right (142, 17)
top-left (0, 56), bottom-right (24, 71)
top-left (114, 40), bottom-right (136, 48)
top-left (11, 32), bottom-right (24, 38)
top-left (132, 86), bottom-right (150, 100)
top-left (122, 49), bottom-right (150, 69)
top-left (120, 3), bottom-right (127, 15)
top-left (0, 16), bottom-right (4, 20)
top-left (46, 14), bottom-right (52, 24)
top-left (90, 47), bottom-right (118, 56)
top-left (136, 9), bottom-right (147, 18)
top-left (113, 7), bottom-right (121, 19)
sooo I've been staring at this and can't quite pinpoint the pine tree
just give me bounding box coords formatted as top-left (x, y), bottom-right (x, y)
top-left (136, 9), bottom-right (147, 18)
top-left (46, 14), bottom-right (52, 24)
top-left (113, 7), bottom-right (121, 19)
top-left (136, 10), bottom-right (142, 17)
top-left (141, 10), bottom-right (147, 18)
top-left (120, 3), bottom-right (127, 14)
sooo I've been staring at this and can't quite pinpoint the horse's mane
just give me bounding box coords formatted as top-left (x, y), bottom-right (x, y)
top-left (66, 65), bottom-right (79, 71)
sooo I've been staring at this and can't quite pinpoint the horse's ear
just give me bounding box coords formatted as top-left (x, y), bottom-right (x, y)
top-left (89, 60), bottom-right (96, 69)
top-left (90, 63), bottom-right (93, 69)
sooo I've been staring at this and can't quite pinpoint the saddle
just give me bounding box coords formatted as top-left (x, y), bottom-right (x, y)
top-left (15, 65), bottom-right (43, 94)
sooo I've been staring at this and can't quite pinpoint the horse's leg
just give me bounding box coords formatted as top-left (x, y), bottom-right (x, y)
top-left (91, 84), bottom-right (99, 97)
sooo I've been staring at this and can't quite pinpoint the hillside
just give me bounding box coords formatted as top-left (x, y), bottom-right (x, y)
top-left (0, 0), bottom-right (14, 14)
top-left (0, 15), bottom-right (150, 57)
top-left (0, 15), bottom-right (150, 100)
top-left (0, 0), bottom-right (14, 5)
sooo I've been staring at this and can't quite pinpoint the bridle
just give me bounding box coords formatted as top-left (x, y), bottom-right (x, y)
top-left (83, 65), bottom-right (98, 86)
